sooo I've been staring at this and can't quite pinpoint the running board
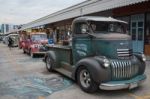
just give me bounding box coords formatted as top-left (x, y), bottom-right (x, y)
top-left (55, 68), bottom-right (72, 78)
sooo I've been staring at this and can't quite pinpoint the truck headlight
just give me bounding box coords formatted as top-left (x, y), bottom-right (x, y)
top-left (103, 59), bottom-right (110, 68)
top-left (35, 44), bottom-right (39, 48)
top-left (142, 54), bottom-right (146, 61)
top-left (31, 44), bottom-right (38, 48)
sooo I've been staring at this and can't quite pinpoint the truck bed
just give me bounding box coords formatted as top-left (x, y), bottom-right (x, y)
top-left (46, 45), bottom-right (71, 50)
top-left (46, 44), bottom-right (73, 67)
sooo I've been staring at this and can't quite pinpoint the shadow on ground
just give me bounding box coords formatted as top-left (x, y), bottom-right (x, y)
top-left (0, 76), bottom-right (73, 98)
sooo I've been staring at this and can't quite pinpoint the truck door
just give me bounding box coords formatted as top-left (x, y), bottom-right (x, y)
top-left (24, 35), bottom-right (31, 50)
top-left (131, 14), bottom-right (144, 53)
top-left (72, 22), bottom-right (93, 64)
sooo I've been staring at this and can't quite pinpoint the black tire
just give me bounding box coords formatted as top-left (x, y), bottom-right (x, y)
top-left (29, 49), bottom-right (34, 58)
top-left (46, 56), bottom-right (54, 72)
top-left (77, 66), bottom-right (98, 93)
top-left (23, 49), bottom-right (26, 54)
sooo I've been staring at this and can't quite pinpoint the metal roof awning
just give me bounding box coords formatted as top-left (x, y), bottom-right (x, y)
top-left (21, 0), bottom-right (148, 30)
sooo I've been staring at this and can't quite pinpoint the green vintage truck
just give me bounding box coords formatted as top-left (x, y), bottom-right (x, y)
top-left (43, 16), bottom-right (146, 93)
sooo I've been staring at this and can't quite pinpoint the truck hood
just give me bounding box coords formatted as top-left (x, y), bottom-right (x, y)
top-left (92, 33), bottom-right (131, 40)
top-left (93, 39), bottom-right (132, 59)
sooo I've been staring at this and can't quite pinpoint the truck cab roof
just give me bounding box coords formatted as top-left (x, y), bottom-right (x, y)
top-left (73, 16), bottom-right (127, 24)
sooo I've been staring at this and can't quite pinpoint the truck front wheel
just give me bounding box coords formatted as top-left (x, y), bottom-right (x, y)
top-left (77, 66), bottom-right (98, 93)
top-left (29, 49), bottom-right (34, 58)
top-left (23, 49), bottom-right (26, 54)
top-left (46, 56), bottom-right (53, 72)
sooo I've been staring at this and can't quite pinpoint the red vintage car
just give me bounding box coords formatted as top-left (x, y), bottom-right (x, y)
top-left (22, 32), bottom-right (48, 57)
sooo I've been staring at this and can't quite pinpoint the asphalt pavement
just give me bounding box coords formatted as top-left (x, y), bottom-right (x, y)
top-left (0, 43), bottom-right (150, 99)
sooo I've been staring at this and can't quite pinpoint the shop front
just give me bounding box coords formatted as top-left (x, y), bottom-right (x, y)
top-left (112, 1), bottom-right (150, 55)
top-left (145, 13), bottom-right (150, 55)
top-left (21, 0), bottom-right (150, 55)
top-left (131, 14), bottom-right (144, 53)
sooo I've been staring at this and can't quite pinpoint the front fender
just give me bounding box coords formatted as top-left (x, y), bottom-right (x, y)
top-left (43, 51), bottom-right (56, 62)
top-left (133, 54), bottom-right (146, 75)
top-left (43, 51), bottom-right (58, 68)
top-left (73, 57), bottom-right (111, 83)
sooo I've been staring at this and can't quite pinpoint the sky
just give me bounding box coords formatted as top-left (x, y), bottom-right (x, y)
top-left (0, 0), bottom-right (86, 25)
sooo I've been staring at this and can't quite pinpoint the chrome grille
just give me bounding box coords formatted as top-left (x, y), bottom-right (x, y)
top-left (117, 49), bottom-right (132, 59)
top-left (111, 60), bottom-right (139, 80)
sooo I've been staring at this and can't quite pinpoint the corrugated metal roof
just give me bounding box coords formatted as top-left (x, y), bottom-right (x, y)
top-left (21, 0), bottom-right (148, 30)
top-left (82, 0), bottom-right (148, 15)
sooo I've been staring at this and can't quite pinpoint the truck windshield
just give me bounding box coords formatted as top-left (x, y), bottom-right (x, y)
top-left (89, 21), bottom-right (127, 34)
top-left (31, 34), bottom-right (47, 41)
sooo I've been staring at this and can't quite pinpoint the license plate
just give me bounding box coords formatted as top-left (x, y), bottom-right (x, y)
top-left (129, 83), bottom-right (138, 89)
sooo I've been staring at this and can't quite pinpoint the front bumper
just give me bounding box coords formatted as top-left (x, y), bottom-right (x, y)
top-left (99, 74), bottom-right (146, 90)
top-left (33, 52), bottom-right (46, 55)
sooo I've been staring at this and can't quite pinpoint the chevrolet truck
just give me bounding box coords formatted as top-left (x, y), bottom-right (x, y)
top-left (43, 16), bottom-right (146, 93)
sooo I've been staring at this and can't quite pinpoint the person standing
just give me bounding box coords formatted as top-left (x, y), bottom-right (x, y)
top-left (8, 37), bottom-right (13, 50)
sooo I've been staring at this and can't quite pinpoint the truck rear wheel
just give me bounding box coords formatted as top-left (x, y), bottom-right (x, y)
top-left (77, 66), bottom-right (98, 93)
top-left (46, 56), bottom-right (53, 72)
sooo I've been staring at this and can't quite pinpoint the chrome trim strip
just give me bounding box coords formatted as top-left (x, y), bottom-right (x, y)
top-left (100, 75), bottom-right (146, 90)
top-left (99, 79), bottom-right (145, 90)
top-left (118, 54), bottom-right (131, 57)
top-left (113, 61), bottom-right (117, 78)
top-left (116, 61), bottom-right (119, 79)
top-left (117, 52), bottom-right (129, 54)
top-left (126, 61), bottom-right (129, 78)
top-left (122, 61), bottom-right (125, 78)
top-left (111, 60), bottom-right (139, 80)
top-left (33, 52), bottom-right (46, 54)
top-left (112, 61), bottom-right (115, 78)
top-left (117, 49), bottom-right (130, 51)
top-left (117, 48), bottom-right (132, 59)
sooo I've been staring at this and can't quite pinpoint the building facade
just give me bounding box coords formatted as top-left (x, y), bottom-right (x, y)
top-left (1, 24), bottom-right (19, 34)
top-left (21, 0), bottom-right (150, 55)
top-left (1, 24), bottom-right (8, 34)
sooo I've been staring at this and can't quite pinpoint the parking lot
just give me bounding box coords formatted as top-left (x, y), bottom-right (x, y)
top-left (0, 43), bottom-right (150, 99)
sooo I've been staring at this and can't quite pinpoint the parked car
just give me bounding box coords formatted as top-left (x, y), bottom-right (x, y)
top-left (8, 34), bottom-right (19, 47)
top-left (2, 34), bottom-right (19, 47)
top-left (43, 16), bottom-right (146, 93)
top-left (22, 32), bottom-right (48, 57)
top-left (3, 36), bottom-right (9, 45)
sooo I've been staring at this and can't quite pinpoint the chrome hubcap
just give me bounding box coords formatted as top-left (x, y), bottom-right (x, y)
top-left (46, 58), bottom-right (51, 69)
top-left (80, 69), bottom-right (91, 88)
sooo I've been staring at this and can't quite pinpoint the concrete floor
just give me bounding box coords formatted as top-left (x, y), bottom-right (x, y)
top-left (0, 43), bottom-right (150, 99)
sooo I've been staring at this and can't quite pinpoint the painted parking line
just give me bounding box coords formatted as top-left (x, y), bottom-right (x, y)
top-left (129, 93), bottom-right (150, 99)
top-left (38, 96), bottom-right (45, 99)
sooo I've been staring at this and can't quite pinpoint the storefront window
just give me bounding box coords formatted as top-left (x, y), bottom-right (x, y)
top-left (57, 25), bottom-right (72, 43)
top-left (145, 13), bottom-right (150, 44)
top-left (59, 26), bottom-right (65, 41)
